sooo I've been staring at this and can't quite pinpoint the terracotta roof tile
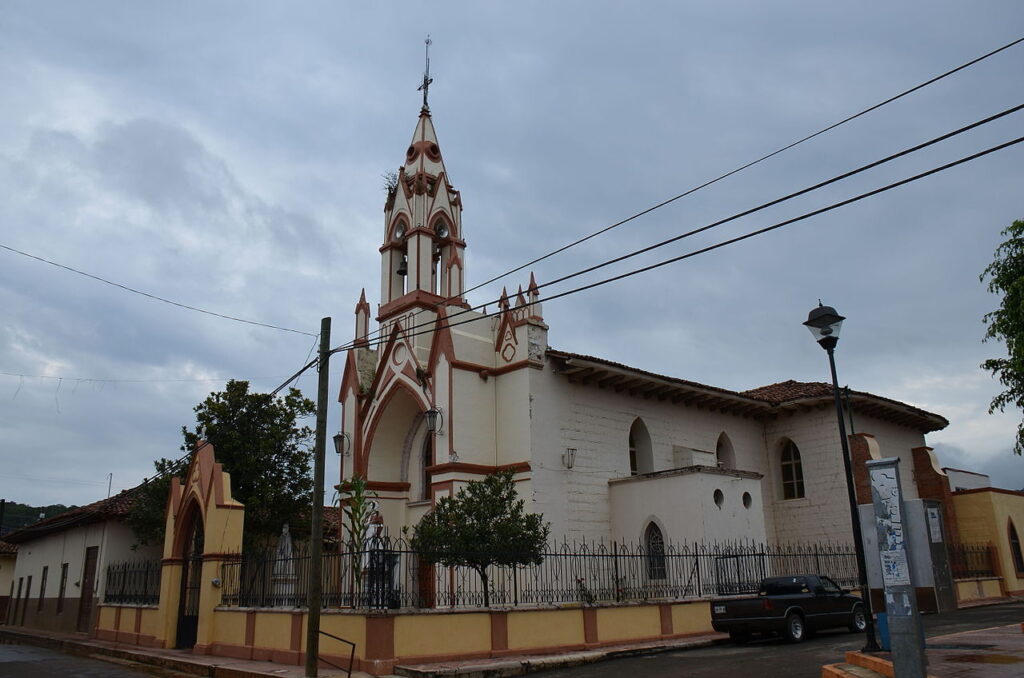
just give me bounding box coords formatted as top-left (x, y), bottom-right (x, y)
top-left (0, 540), bottom-right (17, 554)
top-left (742, 380), bottom-right (834, 403)
top-left (3, 487), bottom-right (140, 544)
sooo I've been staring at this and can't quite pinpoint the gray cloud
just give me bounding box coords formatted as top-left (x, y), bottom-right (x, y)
top-left (1, 1), bottom-right (1023, 507)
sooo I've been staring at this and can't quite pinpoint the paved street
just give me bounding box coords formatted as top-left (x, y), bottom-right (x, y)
top-left (0, 643), bottom-right (159, 678)
top-left (536, 602), bottom-right (1024, 678)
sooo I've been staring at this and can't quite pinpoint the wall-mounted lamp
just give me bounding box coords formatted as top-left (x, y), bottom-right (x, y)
top-left (210, 577), bottom-right (222, 588)
top-left (450, 450), bottom-right (459, 463)
top-left (425, 407), bottom-right (444, 434)
top-left (333, 431), bottom-right (351, 456)
top-left (562, 447), bottom-right (577, 469)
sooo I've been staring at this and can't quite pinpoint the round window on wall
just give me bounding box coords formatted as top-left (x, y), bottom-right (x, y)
top-left (713, 488), bottom-right (724, 508)
top-left (742, 491), bottom-right (753, 509)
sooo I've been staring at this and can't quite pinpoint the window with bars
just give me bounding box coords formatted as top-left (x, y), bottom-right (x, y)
top-left (57, 563), bottom-right (68, 613)
top-left (1010, 519), bottom-right (1024, 574)
top-left (780, 440), bottom-right (805, 500)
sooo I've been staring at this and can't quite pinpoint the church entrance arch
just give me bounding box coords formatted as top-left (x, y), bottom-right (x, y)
top-left (175, 504), bottom-right (204, 649)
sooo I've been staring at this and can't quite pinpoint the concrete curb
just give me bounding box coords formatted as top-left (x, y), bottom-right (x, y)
top-left (392, 636), bottom-right (727, 678)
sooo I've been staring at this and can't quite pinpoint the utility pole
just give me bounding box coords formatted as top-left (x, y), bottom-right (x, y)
top-left (305, 317), bottom-right (331, 677)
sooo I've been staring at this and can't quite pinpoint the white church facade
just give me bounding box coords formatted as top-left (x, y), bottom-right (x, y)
top-left (337, 104), bottom-right (949, 552)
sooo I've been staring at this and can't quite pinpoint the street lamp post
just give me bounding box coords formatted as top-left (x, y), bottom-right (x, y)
top-left (803, 304), bottom-right (880, 652)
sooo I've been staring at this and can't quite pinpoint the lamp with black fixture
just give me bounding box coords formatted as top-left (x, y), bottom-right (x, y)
top-left (562, 447), bottom-right (577, 469)
top-left (333, 431), bottom-right (350, 456)
top-left (803, 302), bottom-right (880, 652)
top-left (424, 406), bottom-right (444, 435)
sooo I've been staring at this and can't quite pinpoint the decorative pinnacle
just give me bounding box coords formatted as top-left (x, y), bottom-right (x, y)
top-left (417, 35), bottom-right (433, 110)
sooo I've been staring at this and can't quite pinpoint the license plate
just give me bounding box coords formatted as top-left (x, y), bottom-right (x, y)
top-left (713, 605), bottom-right (726, 614)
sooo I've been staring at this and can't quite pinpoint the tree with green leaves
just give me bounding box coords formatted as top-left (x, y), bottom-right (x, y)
top-left (410, 470), bottom-right (550, 607)
top-left (127, 380), bottom-right (316, 550)
top-left (982, 219), bottom-right (1024, 455)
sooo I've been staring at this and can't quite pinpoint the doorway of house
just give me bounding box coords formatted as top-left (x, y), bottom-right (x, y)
top-left (76, 546), bottom-right (98, 632)
top-left (176, 518), bottom-right (204, 649)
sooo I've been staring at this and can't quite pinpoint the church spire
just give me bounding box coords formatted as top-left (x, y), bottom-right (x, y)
top-left (378, 64), bottom-right (467, 320)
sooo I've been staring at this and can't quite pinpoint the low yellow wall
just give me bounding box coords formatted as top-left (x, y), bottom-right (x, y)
top-left (671, 601), bottom-right (711, 635)
top-left (252, 610), bottom-right (294, 650)
top-left (507, 608), bottom-right (585, 650)
top-left (98, 599), bottom-right (715, 675)
top-left (953, 490), bottom-right (1024, 593)
top-left (596, 605), bottom-right (661, 642)
top-left (395, 612), bottom-right (491, 658)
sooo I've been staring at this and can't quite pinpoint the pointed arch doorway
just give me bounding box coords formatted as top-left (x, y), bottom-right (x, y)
top-left (175, 508), bottom-right (204, 649)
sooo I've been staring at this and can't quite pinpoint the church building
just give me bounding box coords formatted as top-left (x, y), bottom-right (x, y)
top-left (337, 101), bottom-right (951, 556)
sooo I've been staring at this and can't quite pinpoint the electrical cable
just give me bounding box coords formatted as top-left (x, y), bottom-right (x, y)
top-left (0, 243), bottom-right (317, 337)
top-left (327, 103), bottom-right (1024, 356)
top-left (1, 371), bottom-right (290, 384)
top-left (353, 35), bottom-right (1024, 350)
top-left (331, 134), bottom-right (1024, 357)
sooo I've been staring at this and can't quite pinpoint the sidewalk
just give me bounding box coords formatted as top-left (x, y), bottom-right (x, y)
top-left (0, 625), bottom-right (727, 678)
top-left (827, 623), bottom-right (1024, 678)
top-left (0, 626), bottom-right (361, 678)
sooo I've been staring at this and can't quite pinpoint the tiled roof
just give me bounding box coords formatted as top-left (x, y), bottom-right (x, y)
top-left (0, 540), bottom-right (17, 554)
top-left (742, 380), bottom-right (835, 402)
top-left (547, 350), bottom-right (947, 433)
top-left (3, 487), bottom-right (139, 544)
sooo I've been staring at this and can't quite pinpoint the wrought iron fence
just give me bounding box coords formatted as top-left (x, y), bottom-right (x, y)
top-left (948, 542), bottom-right (996, 579)
top-left (103, 559), bottom-right (162, 605)
top-left (220, 538), bottom-right (857, 610)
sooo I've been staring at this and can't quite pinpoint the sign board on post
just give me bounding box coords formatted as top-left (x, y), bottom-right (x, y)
top-left (867, 458), bottom-right (927, 677)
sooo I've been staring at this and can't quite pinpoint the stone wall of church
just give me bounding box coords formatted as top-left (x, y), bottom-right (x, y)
top-left (528, 363), bottom-right (769, 545)
top-left (764, 409), bottom-right (928, 545)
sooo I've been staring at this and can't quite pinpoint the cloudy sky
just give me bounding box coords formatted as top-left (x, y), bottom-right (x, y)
top-left (2, 1), bottom-right (1023, 511)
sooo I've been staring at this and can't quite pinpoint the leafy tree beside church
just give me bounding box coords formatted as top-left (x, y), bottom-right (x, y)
top-left (128, 380), bottom-right (315, 549)
top-left (411, 470), bottom-right (550, 607)
top-left (981, 219), bottom-right (1024, 455)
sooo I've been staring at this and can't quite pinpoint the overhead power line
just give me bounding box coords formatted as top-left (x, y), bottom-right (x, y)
top-left (327, 134), bottom-right (1024, 359)
top-left (353, 35), bottom-right (1024, 351)
top-left (1, 371), bottom-right (291, 384)
top-left (0, 243), bottom-right (317, 337)
top-left (328, 102), bottom-right (1024, 357)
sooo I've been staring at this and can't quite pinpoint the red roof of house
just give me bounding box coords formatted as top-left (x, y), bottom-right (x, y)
top-left (2, 487), bottom-right (139, 544)
top-left (0, 540), bottom-right (17, 555)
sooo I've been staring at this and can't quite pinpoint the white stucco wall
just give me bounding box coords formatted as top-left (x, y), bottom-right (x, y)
top-left (609, 469), bottom-right (766, 545)
top-left (944, 468), bottom-right (991, 491)
top-left (11, 520), bottom-right (160, 606)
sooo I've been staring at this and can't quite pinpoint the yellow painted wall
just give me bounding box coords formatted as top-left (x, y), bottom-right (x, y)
top-left (97, 605), bottom-right (116, 629)
top-left (394, 612), bottom-right (491, 657)
top-left (671, 601), bottom-right (712, 635)
top-left (953, 490), bottom-right (1024, 593)
top-left (210, 609), bottom-right (247, 646)
top-left (596, 606), bottom-right (660, 642)
top-left (507, 609), bottom-right (585, 650)
top-left (139, 607), bottom-right (162, 640)
top-left (321, 613), bottom-right (368, 659)
top-left (253, 610), bottom-right (295, 649)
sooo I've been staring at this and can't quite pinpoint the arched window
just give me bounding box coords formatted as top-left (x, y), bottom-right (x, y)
top-left (1010, 519), bottom-right (1024, 574)
top-left (716, 432), bottom-right (736, 469)
top-left (629, 418), bottom-right (653, 475)
top-left (780, 440), bottom-right (805, 500)
top-left (645, 522), bottom-right (667, 579)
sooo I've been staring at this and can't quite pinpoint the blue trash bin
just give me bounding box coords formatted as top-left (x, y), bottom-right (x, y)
top-left (875, 612), bottom-right (890, 651)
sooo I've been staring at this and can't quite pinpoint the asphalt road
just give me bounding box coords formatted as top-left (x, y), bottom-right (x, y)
top-left (0, 643), bottom-right (162, 678)
top-left (536, 601), bottom-right (1024, 678)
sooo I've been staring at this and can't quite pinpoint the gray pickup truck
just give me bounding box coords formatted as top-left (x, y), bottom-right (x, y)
top-left (710, 574), bottom-right (866, 643)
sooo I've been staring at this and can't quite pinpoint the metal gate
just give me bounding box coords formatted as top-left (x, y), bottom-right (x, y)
top-left (176, 520), bottom-right (204, 649)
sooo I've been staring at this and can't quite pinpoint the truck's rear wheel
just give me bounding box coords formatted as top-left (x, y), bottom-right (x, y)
top-left (848, 604), bottom-right (867, 632)
top-left (783, 612), bottom-right (805, 643)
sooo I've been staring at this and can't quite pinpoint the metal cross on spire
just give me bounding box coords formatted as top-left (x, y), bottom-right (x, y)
top-left (417, 35), bottom-right (433, 110)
